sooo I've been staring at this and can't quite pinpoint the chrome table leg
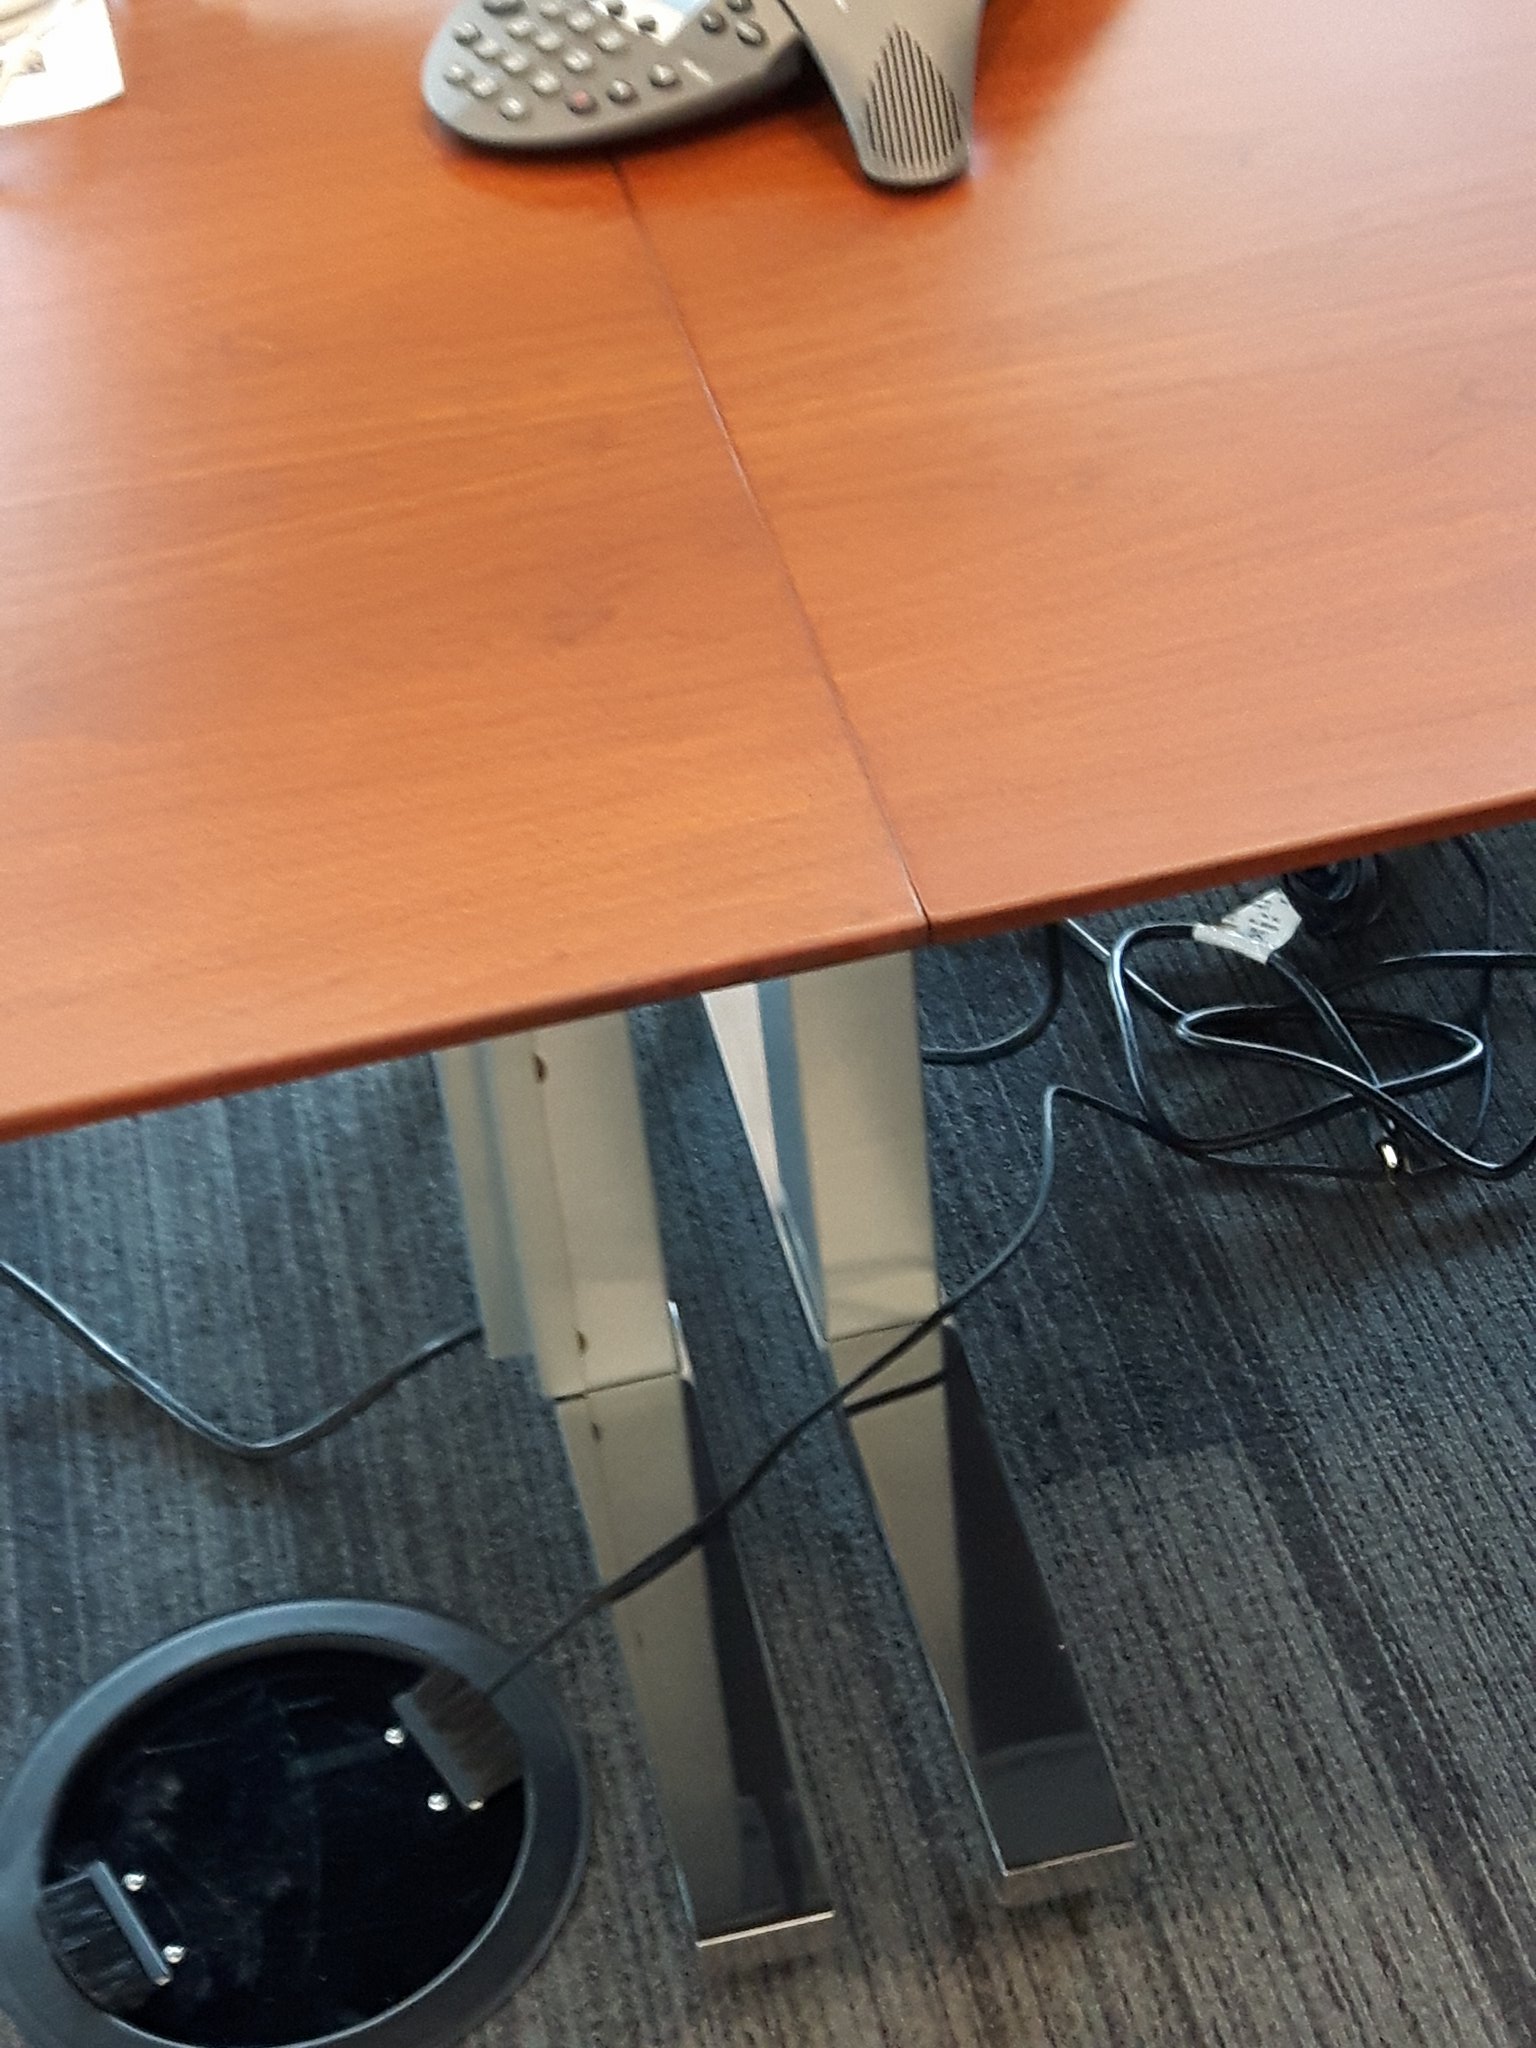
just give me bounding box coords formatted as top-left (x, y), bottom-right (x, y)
top-left (708, 959), bottom-right (1134, 1903)
top-left (437, 1017), bottom-right (834, 1967)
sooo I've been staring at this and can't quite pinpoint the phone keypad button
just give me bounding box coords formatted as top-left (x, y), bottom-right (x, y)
top-left (595, 26), bottom-right (626, 50)
top-left (534, 27), bottom-right (562, 47)
top-left (699, 9), bottom-right (724, 27)
top-left (530, 65), bottom-right (562, 90)
top-left (566, 87), bottom-right (599, 111)
top-left (647, 60), bottom-right (678, 84)
top-left (499, 92), bottom-right (530, 115)
top-left (500, 48), bottom-right (531, 70)
top-left (607, 76), bottom-right (638, 99)
top-left (443, 62), bottom-right (472, 81)
top-left (453, 21), bottom-right (480, 40)
top-left (734, 18), bottom-right (763, 41)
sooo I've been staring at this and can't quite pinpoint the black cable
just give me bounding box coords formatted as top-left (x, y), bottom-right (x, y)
top-left (1105, 932), bottom-right (1536, 1181)
top-left (506, 1078), bottom-right (1089, 1677)
top-left (844, 1365), bottom-right (948, 1418)
top-left (1224, 837), bottom-right (1500, 1175)
top-left (0, 1259), bottom-right (480, 1462)
top-left (1060, 837), bottom-right (1510, 1181)
top-left (1163, 968), bottom-right (1536, 1180)
top-left (921, 925), bottom-right (1065, 1065)
top-left (1064, 916), bottom-right (1186, 1022)
top-left (1108, 923), bottom-right (1408, 1168)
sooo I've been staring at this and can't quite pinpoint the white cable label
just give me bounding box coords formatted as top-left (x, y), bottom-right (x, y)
top-left (1191, 888), bottom-right (1303, 966)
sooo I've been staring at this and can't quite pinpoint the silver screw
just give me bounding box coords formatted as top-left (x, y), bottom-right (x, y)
top-left (384, 1726), bottom-right (407, 1748)
top-left (427, 1791), bottom-right (451, 1813)
top-left (122, 1872), bottom-right (146, 1894)
top-left (162, 1946), bottom-right (186, 1968)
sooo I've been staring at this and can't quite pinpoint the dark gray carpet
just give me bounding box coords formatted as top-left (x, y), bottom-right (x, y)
top-left (4, 830), bottom-right (1536, 2046)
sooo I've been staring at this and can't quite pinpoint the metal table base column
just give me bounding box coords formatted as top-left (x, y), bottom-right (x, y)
top-left (708, 959), bottom-right (1135, 1903)
top-left (437, 1017), bottom-right (834, 1967)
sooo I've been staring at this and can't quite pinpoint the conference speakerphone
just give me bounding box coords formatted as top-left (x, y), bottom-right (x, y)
top-left (422, 0), bottom-right (985, 187)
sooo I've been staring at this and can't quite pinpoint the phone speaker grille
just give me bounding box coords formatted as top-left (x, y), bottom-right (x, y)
top-left (862, 27), bottom-right (963, 180)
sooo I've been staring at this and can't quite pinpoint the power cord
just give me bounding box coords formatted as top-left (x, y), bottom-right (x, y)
top-left (920, 925), bottom-right (1064, 1065)
top-left (503, 1075), bottom-right (1081, 1680)
top-left (1089, 838), bottom-right (1506, 1181)
top-left (0, 1260), bottom-right (480, 1463)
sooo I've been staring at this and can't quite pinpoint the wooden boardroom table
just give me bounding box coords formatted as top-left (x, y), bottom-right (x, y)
top-left (2, 0), bottom-right (1533, 1979)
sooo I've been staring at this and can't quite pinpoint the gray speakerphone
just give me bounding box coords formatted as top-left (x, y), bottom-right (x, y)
top-left (422, 0), bottom-right (984, 187)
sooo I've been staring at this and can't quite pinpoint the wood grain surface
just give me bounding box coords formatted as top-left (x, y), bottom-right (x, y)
top-left (0, 0), bottom-right (919, 1138)
top-left (626, 0), bottom-right (1536, 935)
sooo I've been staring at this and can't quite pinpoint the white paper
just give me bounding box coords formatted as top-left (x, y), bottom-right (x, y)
top-left (1192, 888), bottom-right (1303, 966)
top-left (0, 0), bottom-right (122, 129)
